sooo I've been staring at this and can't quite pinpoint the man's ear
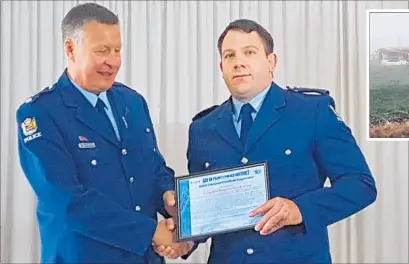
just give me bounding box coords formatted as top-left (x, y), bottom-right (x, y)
top-left (267, 53), bottom-right (278, 73)
top-left (64, 38), bottom-right (76, 63)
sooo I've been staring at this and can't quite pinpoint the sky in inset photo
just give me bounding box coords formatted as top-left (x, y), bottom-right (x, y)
top-left (369, 12), bottom-right (409, 52)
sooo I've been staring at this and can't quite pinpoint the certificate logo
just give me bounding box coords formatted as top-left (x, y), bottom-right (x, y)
top-left (254, 169), bottom-right (261, 174)
top-left (190, 179), bottom-right (200, 185)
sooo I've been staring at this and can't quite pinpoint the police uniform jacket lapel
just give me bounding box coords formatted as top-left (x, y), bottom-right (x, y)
top-left (214, 99), bottom-right (244, 153)
top-left (106, 87), bottom-right (129, 146)
top-left (244, 82), bottom-right (286, 154)
top-left (58, 71), bottom-right (121, 148)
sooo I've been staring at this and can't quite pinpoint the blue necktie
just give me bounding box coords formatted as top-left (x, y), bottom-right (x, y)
top-left (95, 98), bottom-right (116, 139)
top-left (240, 103), bottom-right (254, 146)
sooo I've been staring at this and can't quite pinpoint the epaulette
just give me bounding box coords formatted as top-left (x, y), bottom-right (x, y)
top-left (192, 105), bottom-right (219, 121)
top-left (113, 81), bottom-right (131, 90)
top-left (286, 86), bottom-right (330, 96)
top-left (24, 84), bottom-right (56, 103)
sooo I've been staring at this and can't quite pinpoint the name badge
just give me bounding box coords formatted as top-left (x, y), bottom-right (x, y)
top-left (78, 142), bottom-right (96, 149)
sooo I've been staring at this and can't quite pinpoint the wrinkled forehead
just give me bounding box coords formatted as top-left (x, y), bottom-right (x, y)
top-left (82, 22), bottom-right (122, 46)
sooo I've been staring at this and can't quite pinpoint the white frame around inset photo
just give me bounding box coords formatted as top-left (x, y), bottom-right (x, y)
top-left (366, 9), bottom-right (409, 142)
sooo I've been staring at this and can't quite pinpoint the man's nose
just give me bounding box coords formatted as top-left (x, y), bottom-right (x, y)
top-left (105, 52), bottom-right (121, 68)
top-left (233, 55), bottom-right (246, 69)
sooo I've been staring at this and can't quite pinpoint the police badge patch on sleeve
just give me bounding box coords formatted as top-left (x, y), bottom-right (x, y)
top-left (21, 117), bottom-right (42, 143)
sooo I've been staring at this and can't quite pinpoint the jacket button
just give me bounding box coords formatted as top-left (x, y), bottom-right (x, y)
top-left (122, 149), bottom-right (128, 155)
top-left (129, 177), bottom-right (135, 183)
top-left (135, 205), bottom-right (141, 211)
top-left (204, 162), bottom-right (210, 168)
top-left (246, 248), bottom-right (254, 255)
top-left (241, 157), bottom-right (248, 164)
top-left (145, 128), bottom-right (150, 133)
top-left (91, 159), bottom-right (97, 166)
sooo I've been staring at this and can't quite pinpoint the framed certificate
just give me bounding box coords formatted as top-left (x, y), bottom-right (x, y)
top-left (175, 161), bottom-right (270, 241)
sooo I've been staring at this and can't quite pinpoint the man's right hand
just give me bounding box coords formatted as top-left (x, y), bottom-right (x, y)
top-left (152, 218), bottom-right (194, 259)
top-left (154, 240), bottom-right (194, 260)
top-left (152, 219), bottom-right (175, 247)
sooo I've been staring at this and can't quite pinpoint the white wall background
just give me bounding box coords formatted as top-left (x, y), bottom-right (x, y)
top-left (1, 1), bottom-right (408, 263)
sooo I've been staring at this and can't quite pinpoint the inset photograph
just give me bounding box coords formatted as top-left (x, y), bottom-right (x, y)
top-left (368, 10), bottom-right (409, 140)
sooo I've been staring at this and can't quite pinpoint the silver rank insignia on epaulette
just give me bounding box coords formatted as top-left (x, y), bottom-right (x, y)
top-left (26, 85), bottom-right (55, 103)
top-left (286, 86), bottom-right (330, 96)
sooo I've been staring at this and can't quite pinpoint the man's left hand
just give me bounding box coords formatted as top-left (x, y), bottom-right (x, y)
top-left (163, 190), bottom-right (177, 217)
top-left (249, 197), bottom-right (303, 235)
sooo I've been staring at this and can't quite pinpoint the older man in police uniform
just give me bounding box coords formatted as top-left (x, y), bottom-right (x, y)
top-left (16, 3), bottom-right (192, 264)
top-left (157, 19), bottom-right (378, 263)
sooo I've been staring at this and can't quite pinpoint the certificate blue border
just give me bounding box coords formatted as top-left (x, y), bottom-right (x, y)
top-left (175, 161), bottom-right (270, 241)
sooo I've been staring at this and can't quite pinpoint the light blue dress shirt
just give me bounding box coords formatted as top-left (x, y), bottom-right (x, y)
top-left (232, 86), bottom-right (270, 136)
top-left (69, 79), bottom-right (121, 141)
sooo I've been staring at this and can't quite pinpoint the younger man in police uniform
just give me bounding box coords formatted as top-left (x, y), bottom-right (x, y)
top-left (157, 19), bottom-right (377, 264)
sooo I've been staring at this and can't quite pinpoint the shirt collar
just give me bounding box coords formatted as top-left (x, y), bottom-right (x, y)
top-left (232, 86), bottom-right (271, 122)
top-left (69, 77), bottom-right (110, 110)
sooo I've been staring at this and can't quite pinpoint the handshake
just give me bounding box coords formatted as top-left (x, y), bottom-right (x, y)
top-left (151, 191), bottom-right (195, 259)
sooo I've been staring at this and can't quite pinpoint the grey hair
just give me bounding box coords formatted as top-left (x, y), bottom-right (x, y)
top-left (61, 3), bottom-right (119, 43)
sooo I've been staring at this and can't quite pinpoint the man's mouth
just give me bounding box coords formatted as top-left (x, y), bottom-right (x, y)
top-left (233, 74), bottom-right (251, 79)
top-left (98, 72), bottom-right (114, 77)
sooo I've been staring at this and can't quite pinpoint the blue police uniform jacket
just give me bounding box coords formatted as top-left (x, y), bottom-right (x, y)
top-left (186, 82), bottom-right (377, 264)
top-left (16, 70), bottom-right (175, 264)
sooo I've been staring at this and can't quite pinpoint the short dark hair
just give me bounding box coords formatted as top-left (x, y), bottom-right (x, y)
top-left (61, 3), bottom-right (119, 43)
top-left (217, 19), bottom-right (274, 56)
